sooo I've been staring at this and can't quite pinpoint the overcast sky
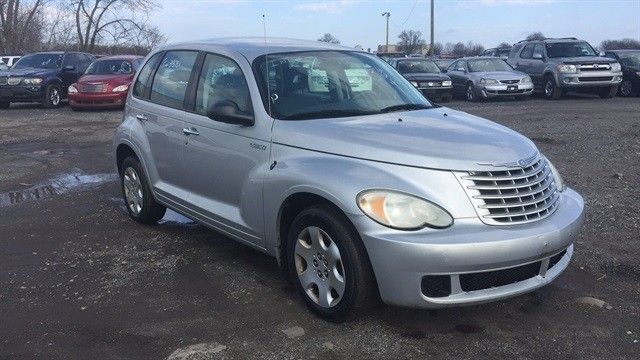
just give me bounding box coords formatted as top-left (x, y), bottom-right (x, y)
top-left (151, 0), bottom-right (640, 50)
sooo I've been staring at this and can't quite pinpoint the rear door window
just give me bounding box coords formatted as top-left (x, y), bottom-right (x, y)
top-left (194, 53), bottom-right (252, 116)
top-left (132, 53), bottom-right (163, 99)
top-left (532, 44), bottom-right (545, 59)
top-left (150, 51), bottom-right (198, 109)
top-left (520, 44), bottom-right (535, 59)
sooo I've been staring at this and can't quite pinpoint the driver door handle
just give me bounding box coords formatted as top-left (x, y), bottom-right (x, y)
top-left (183, 127), bottom-right (199, 136)
top-left (136, 114), bottom-right (148, 121)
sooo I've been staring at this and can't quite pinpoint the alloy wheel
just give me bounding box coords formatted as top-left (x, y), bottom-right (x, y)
top-left (294, 226), bottom-right (346, 308)
top-left (50, 88), bottom-right (60, 106)
top-left (544, 80), bottom-right (554, 97)
top-left (466, 85), bottom-right (474, 101)
top-left (123, 167), bottom-right (144, 215)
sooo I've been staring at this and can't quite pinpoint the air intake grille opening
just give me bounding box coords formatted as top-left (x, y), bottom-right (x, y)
top-left (460, 262), bottom-right (542, 292)
top-left (421, 275), bottom-right (452, 298)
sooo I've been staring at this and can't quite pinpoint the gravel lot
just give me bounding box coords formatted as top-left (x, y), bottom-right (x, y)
top-left (1, 95), bottom-right (639, 359)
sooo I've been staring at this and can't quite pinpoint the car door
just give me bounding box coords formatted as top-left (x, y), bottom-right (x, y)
top-left (513, 44), bottom-right (534, 75)
top-left (529, 44), bottom-right (547, 87)
top-left (447, 60), bottom-right (467, 96)
top-left (61, 53), bottom-right (82, 89)
top-left (128, 50), bottom-right (199, 207)
top-left (181, 52), bottom-right (270, 246)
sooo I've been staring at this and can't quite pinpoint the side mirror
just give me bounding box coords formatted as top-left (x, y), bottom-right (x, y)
top-left (207, 100), bottom-right (254, 126)
top-left (63, 65), bottom-right (75, 72)
top-left (599, 51), bottom-right (606, 57)
top-left (532, 53), bottom-right (543, 60)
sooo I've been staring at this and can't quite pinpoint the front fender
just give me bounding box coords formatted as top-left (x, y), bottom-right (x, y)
top-left (263, 144), bottom-right (477, 256)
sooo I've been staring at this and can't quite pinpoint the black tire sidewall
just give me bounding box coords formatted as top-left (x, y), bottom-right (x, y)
top-left (120, 157), bottom-right (166, 224)
top-left (544, 77), bottom-right (560, 100)
top-left (43, 84), bottom-right (62, 108)
top-left (286, 205), bottom-right (369, 321)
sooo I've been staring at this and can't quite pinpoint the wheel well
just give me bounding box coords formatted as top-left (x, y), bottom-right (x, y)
top-left (116, 144), bottom-right (138, 175)
top-left (278, 193), bottom-right (352, 265)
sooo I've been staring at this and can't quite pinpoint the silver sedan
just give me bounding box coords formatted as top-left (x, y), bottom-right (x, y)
top-left (446, 57), bottom-right (533, 101)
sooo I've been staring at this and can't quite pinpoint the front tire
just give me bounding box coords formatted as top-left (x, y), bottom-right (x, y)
top-left (43, 84), bottom-right (62, 108)
top-left (618, 80), bottom-right (636, 97)
top-left (0, 101), bottom-right (9, 109)
top-left (599, 86), bottom-right (618, 99)
top-left (120, 157), bottom-right (166, 224)
top-left (544, 76), bottom-right (562, 100)
top-left (466, 83), bottom-right (478, 102)
top-left (286, 205), bottom-right (377, 322)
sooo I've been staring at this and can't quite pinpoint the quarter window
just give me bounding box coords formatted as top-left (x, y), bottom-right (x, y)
top-left (194, 54), bottom-right (252, 116)
top-left (150, 51), bottom-right (198, 109)
top-left (533, 44), bottom-right (545, 59)
top-left (132, 53), bottom-right (163, 98)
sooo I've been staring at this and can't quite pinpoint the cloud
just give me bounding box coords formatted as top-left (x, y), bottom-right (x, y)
top-left (294, 0), bottom-right (355, 14)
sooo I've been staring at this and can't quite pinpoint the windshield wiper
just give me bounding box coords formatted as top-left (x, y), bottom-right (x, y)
top-left (379, 103), bottom-right (432, 113)
top-left (281, 109), bottom-right (375, 120)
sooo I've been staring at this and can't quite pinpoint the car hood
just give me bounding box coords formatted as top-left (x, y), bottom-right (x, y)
top-left (555, 56), bottom-right (615, 64)
top-left (402, 73), bottom-right (451, 81)
top-left (273, 107), bottom-right (538, 171)
top-left (471, 71), bottom-right (526, 80)
top-left (0, 67), bottom-right (58, 77)
top-left (77, 74), bottom-right (133, 85)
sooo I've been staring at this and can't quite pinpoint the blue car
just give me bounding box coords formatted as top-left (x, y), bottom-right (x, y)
top-left (0, 52), bottom-right (95, 109)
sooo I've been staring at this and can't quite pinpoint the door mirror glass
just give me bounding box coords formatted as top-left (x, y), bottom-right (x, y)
top-left (599, 51), bottom-right (606, 57)
top-left (207, 100), bottom-right (254, 126)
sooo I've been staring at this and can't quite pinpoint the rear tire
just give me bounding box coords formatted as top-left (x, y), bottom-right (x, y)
top-left (598, 86), bottom-right (618, 99)
top-left (286, 204), bottom-right (377, 322)
top-left (120, 156), bottom-right (166, 224)
top-left (0, 101), bottom-right (9, 109)
top-left (43, 84), bottom-right (62, 108)
top-left (543, 76), bottom-right (562, 100)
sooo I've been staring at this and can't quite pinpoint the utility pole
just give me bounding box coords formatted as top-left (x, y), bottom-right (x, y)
top-left (429, 0), bottom-right (435, 55)
top-left (382, 12), bottom-right (390, 53)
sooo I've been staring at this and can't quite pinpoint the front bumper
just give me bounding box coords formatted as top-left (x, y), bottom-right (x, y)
top-left (69, 92), bottom-right (127, 109)
top-left (558, 71), bottom-right (623, 88)
top-left (479, 83), bottom-right (533, 98)
top-left (354, 188), bottom-right (584, 308)
top-left (0, 85), bottom-right (45, 102)
top-left (418, 87), bottom-right (453, 101)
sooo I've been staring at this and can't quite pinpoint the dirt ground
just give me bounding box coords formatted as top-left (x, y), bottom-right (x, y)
top-left (1, 95), bottom-right (639, 359)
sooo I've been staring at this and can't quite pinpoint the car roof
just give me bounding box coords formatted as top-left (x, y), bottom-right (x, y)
top-left (608, 49), bottom-right (640, 53)
top-left (158, 37), bottom-right (364, 61)
top-left (95, 55), bottom-right (144, 61)
top-left (459, 56), bottom-right (501, 60)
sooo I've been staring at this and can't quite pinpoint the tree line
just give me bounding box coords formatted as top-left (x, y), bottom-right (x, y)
top-left (0, 0), bottom-right (165, 55)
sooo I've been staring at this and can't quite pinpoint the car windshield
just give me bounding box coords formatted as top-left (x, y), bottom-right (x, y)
top-left (546, 41), bottom-right (597, 58)
top-left (253, 51), bottom-right (433, 120)
top-left (496, 48), bottom-right (511, 57)
top-left (397, 59), bottom-right (441, 74)
top-left (0, 63), bottom-right (8, 71)
top-left (13, 53), bottom-right (62, 69)
top-left (434, 59), bottom-right (454, 70)
top-left (86, 60), bottom-right (133, 75)
top-left (617, 52), bottom-right (640, 67)
top-left (468, 59), bottom-right (513, 72)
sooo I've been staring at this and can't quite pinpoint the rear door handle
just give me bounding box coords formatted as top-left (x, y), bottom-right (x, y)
top-left (136, 114), bottom-right (148, 121)
top-left (183, 127), bottom-right (199, 136)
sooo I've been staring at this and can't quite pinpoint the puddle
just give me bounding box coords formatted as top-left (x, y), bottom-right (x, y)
top-left (109, 196), bottom-right (197, 227)
top-left (0, 168), bottom-right (117, 207)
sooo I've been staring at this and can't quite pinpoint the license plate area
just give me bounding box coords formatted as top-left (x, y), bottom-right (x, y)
top-left (507, 85), bottom-right (518, 92)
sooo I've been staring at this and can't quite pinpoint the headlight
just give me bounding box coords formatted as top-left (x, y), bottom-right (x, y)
top-left (112, 84), bottom-right (129, 92)
top-left (7, 77), bottom-right (22, 85)
top-left (545, 157), bottom-right (565, 192)
top-left (557, 64), bottom-right (577, 73)
top-left (610, 63), bottom-right (621, 72)
top-left (357, 190), bottom-right (453, 230)
top-left (410, 81), bottom-right (419, 88)
top-left (68, 84), bottom-right (78, 94)
top-left (442, 80), bottom-right (452, 87)
top-left (22, 78), bottom-right (43, 85)
top-left (520, 76), bottom-right (532, 84)
top-left (479, 78), bottom-right (498, 85)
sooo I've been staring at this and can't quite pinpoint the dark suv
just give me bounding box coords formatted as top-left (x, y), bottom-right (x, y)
top-left (507, 38), bottom-right (622, 99)
top-left (0, 51), bottom-right (95, 108)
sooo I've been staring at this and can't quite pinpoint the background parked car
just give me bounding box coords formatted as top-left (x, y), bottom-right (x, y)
top-left (0, 51), bottom-right (95, 109)
top-left (433, 58), bottom-right (455, 71)
top-left (1, 55), bottom-right (21, 67)
top-left (388, 57), bottom-right (452, 102)
top-left (480, 48), bottom-right (511, 60)
top-left (604, 49), bottom-right (640, 97)
top-left (507, 37), bottom-right (622, 99)
top-left (0, 62), bottom-right (8, 71)
top-left (446, 57), bottom-right (533, 101)
top-left (68, 55), bottom-right (143, 110)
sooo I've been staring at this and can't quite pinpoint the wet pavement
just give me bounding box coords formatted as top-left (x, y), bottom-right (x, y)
top-left (1, 97), bottom-right (639, 359)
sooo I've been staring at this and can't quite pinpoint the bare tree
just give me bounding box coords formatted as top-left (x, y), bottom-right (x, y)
top-left (67, 0), bottom-right (159, 52)
top-left (526, 32), bottom-right (546, 41)
top-left (317, 33), bottom-right (340, 44)
top-left (466, 41), bottom-right (485, 56)
top-left (430, 42), bottom-right (443, 56)
top-left (497, 42), bottom-right (511, 49)
top-left (600, 38), bottom-right (640, 50)
top-left (398, 29), bottom-right (425, 55)
top-left (0, 0), bottom-right (47, 53)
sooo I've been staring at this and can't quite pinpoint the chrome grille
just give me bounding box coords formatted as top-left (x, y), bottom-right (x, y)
top-left (81, 83), bottom-right (107, 93)
top-left (419, 81), bottom-right (442, 87)
top-left (579, 63), bottom-right (611, 72)
top-left (457, 157), bottom-right (560, 225)
top-left (499, 79), bottom-right (519, 84)
top-left (0, 77), bottom-right (7, 85)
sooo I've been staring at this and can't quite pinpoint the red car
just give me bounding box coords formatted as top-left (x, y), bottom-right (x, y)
top-left (68, 55), bottom-right (143, 110)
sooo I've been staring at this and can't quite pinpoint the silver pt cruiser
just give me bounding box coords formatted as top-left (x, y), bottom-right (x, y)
top-left (113, 38), bottom-right (584, 321)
